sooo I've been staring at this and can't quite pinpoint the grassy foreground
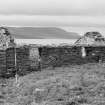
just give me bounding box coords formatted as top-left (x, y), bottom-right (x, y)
top-left (1, 63), bottom-right (105, 105)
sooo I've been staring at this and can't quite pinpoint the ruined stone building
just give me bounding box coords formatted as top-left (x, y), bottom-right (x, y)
top-left (74, 32), bottom-right (105, 62)
top-left (0, 27), bottom-right (105, 77)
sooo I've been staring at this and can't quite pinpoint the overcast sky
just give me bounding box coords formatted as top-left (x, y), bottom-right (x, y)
top-left (0, 0), bottom-right (105, 27)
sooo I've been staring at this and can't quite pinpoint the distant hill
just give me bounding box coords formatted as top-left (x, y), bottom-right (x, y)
top-left (6, 27), bottom-right (80, 39)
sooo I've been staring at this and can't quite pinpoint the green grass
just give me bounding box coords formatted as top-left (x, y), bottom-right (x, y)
top-left (1, 63), bottom-right (105, 105)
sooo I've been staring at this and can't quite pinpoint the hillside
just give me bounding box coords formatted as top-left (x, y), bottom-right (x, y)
top-left (6, 27), bottom-right (80, 39)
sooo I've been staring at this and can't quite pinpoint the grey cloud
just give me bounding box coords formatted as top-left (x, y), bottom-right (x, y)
top-left (0, 15), bottom-right (105, 27)
top-left (0, 0), bottom-right (105, 16)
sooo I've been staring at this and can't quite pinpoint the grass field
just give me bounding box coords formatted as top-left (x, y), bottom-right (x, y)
top-left (1, 63), bottom-right (105, 105)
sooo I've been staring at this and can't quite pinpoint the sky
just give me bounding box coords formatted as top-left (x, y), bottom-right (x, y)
top-left (0, 0), bottom-right (105, 34)
top-left (0, 0), bottom-right (105, 16)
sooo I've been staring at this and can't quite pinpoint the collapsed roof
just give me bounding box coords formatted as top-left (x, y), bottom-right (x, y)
top-left (74, 32), bottom-right (105, 46)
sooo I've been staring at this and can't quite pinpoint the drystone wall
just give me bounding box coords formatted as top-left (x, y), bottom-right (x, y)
top-left (0, 45), bottom-right (105, 77)
top-left (40, 46), bottom-right (105, 68)
top-left (0, 50), bottom-right (6, 76)
top-left (6, 46), bottom-right (30, 75)
top-left (6, 46), bottom-right (40, 76)
top-left (40, 46), bottom-right (83, 68)
top-left (29, 46), bottom-right (40, 70)
top-left (85, 46), bottom-right (105, 62)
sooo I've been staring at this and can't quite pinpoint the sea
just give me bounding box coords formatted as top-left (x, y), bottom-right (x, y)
top-left (14, 26), bottom-right (105, 46)
top-left (15, 39), bottom-right (76, 46)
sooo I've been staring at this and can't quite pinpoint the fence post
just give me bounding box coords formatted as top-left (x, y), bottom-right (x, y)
top-left (14, 46), bottom-right (18, 85)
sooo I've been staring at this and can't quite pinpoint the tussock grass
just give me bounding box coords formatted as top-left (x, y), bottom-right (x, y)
top-left (1, 63), bottom-right (105, 105)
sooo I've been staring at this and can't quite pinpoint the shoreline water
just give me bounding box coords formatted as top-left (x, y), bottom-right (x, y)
top-left (15, 39), bottom-right (76, 46)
